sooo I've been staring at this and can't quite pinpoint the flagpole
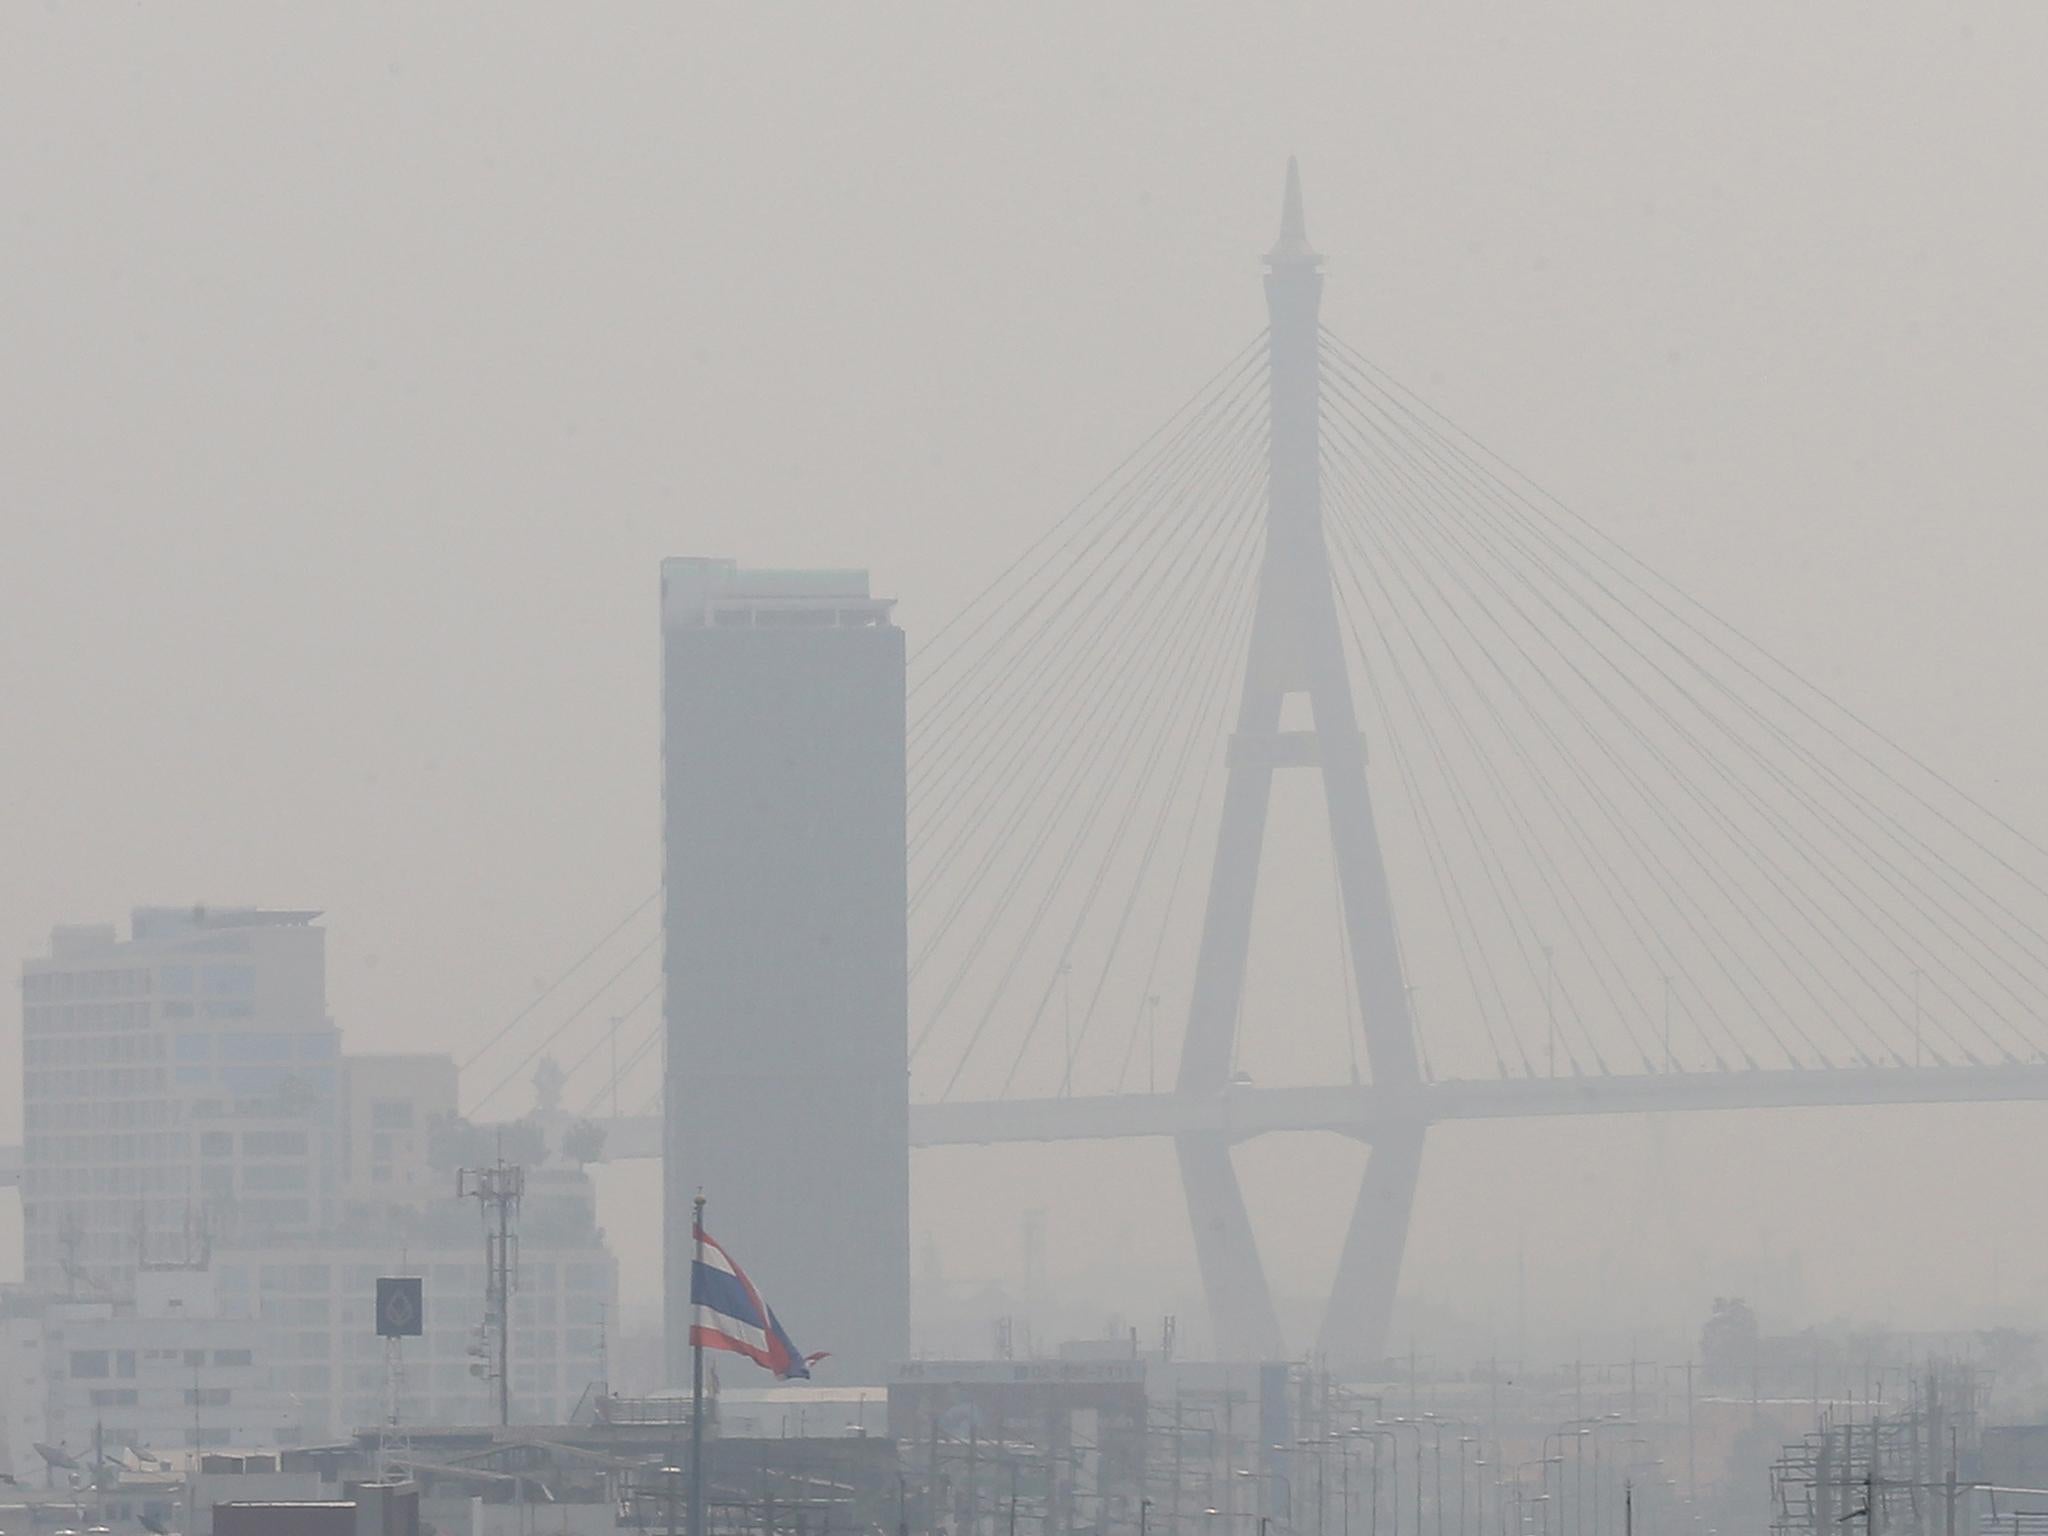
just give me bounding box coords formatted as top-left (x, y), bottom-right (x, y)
top-left (690, 1191), bottom-right (706, 1536)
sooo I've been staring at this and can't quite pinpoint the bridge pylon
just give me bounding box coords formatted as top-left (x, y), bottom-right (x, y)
top-left (1176, 159), bottom-right (1425, 1365)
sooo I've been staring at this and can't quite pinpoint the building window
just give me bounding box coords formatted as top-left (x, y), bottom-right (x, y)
top-left (200, 965), bottom-right (255, 997)
top-left (68, 1350), bottom-right (108, 1379)
top-left (371, 1100), bottom-right (414, 1131)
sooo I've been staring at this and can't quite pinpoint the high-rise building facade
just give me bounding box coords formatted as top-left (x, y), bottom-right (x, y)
top-left (17, 909), bottom-right (619, 1447)
top-left (19, 908), bottom-right (339, 1299)
top-left (661, 559), bottom-right (909, 1383)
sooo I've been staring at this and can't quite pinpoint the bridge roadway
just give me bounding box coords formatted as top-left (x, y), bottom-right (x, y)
top-left (3, 1064), bottom-right (2037, 1189)
top-left (587, 1060), bottom-right (2048, 1160)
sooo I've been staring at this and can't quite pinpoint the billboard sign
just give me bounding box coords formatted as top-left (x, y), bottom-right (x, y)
top-left (376, 1277), bottom-right (424, 1338)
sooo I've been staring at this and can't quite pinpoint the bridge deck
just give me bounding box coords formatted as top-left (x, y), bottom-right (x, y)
top-left (910, 1062), bottom-right (2048, 1144)
top-left (540, 1062), bottom-right (2048, 1163)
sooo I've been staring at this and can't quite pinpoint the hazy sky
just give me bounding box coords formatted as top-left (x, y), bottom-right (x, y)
top-left (6, 5), bottom-right (2048, 1353)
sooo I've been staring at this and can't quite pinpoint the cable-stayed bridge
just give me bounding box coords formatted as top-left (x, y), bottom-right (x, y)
top-left (467, 163), bottom-right (2048, 1367)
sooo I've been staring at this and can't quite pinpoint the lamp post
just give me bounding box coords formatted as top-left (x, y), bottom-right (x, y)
top-left (1507, 1480), bottom-right (1551, 1536)
top-left (1517, 1458), bottom-right (1563, 1536)
top-left (1299, 1437), bottom-right (1329, 1536)
top-left (1616, 1459), bottom-right (1664, 1536)
top-left (1379, 1420), bottom-right (1425, 1536)
top-left (1356, 1428), bottom-right (1397, 1536)
top-left (1544, 1419), bottom-right (1609, 1536)
top-left (1421, 1416), bottom-right (1478, 1536)
top-left (1235, 1464), bottom-right (1292, 1536)
top-left (1585, 1419), bottom-right (1637, 1536)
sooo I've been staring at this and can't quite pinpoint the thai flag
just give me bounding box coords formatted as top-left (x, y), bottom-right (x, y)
top-left (689, 1223), bottom-right (826, 1381)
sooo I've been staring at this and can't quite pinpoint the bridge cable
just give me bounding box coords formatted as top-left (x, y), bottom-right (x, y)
top-left (991, 483), bottom-right (1267, 1097)
top-left (1324, 359), bottom-right (1973, 1070)
top-left (908, 408), bottom-right (1270, 975)
top-left (908, 343), bottom-right (1268, 760)
top-left (1323, 375), bottom-right (1893, 1071)
top-left (1321, 458), bottom-right (1604, 1076)
top-left (908, 386), bottom-right (1270, 886)
top-left (908, 333), bottom-right (1266, 689)
top-left (1318, 443), bottom-right (1740, 1072)
top-left (1107, 579), bottom-right (1264, 1096)
top-left (911, 416), bottom-right (1268, 1046)
top-left (1324, 332), bottom-right (2048, 892)
top-left (1331, 389), bottom-right (1855, 1071)
top-left (1341, 365), bottom-right (2048, 1055)
top-left (1325, 334), bottom-right (2048, 1038)
top-left (467, 932), bottom-right (661, 1117)
top-left (1326, 437), bottom-right (1806, 1073)
top-left (1335, 385), bottom-right (2007, 1073)
top-left (924, 431), bottom-right (1271, 1091)
top-left (1315, 460), bottom-right (1524, 1077)
top-left (584, 1012), bottom-right (665, 1120)
top-left (1323, 346), bottom-right (2031, 1065)
top-left (1319, 377), bottom-right (1808, 1069)
top-left (908, 382), bottom-right (1268, 875)
top-left (458, 888), bottom-right (658, 1074)
top-left (558, 977), bottom-right (663, 1107)
top-left (1321, 451), bottom-right (1659, 1074)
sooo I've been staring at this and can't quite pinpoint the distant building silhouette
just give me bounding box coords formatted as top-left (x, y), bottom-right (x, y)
top-left (660, 559), bottom-right (909, 1383)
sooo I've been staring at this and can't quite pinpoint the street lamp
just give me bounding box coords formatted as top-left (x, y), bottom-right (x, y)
top-left (1355, 1427), bottom-right (1397, 1536)
top-left (1584, 1419), bottom-right (1638, 1536)
top-left (1299, 1436), bottom-right (1329, 1536)
top-left (1421, 1415), bottom-right (1478, 1536)
top-left (1378, 1420), bottom-right (1426, 1536)
top-left (1545, 1419), bottom-right (1614, 1536)
top-left (1515, 1458), bottom-right (1563, 1536)
top-left (1236, 1464), bottom-right (1293, 1536)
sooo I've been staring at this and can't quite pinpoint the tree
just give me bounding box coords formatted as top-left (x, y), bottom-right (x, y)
top-left (1700, 1296), bottom-right (1759, 1393)
top-left (562, 1119), bottom-right (607, 1168)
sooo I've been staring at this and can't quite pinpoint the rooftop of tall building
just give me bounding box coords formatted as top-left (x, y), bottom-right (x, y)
top-left (661, 557), bottom-right (894, 629)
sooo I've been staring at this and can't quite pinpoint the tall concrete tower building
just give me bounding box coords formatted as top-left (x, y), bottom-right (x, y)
top-left (660, 559), bottom-right (909, 1383)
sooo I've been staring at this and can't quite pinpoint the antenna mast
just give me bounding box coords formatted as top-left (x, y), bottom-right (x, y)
top-left (458, 1155), bottom-right (525, 1426)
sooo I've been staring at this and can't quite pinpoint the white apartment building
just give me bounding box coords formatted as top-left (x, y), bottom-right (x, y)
top-left (17, 907), bottom-right (619, 1447)
top-left (41, 1267), bottom-right (295, 1461)
top-left (19, 907), bottom-right (338, 1298)
top-left (0, 1315), bottom-right (46, 1480)
top-left (217, 1183), bottom-right (617, 1439)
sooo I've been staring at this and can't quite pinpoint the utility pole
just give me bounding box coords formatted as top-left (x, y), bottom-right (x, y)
top-left (458, 1154), bottom-right (525, 1427)
top-left (1685, 1362), bottom-right (1695, 1505)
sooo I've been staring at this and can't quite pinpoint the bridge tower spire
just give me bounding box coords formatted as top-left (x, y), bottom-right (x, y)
top-left (1176, 158), bottom-right (1426, 1364)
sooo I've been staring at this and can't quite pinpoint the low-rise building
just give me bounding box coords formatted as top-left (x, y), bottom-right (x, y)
top-left (43, 1267), bottom-right (296, 1459)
